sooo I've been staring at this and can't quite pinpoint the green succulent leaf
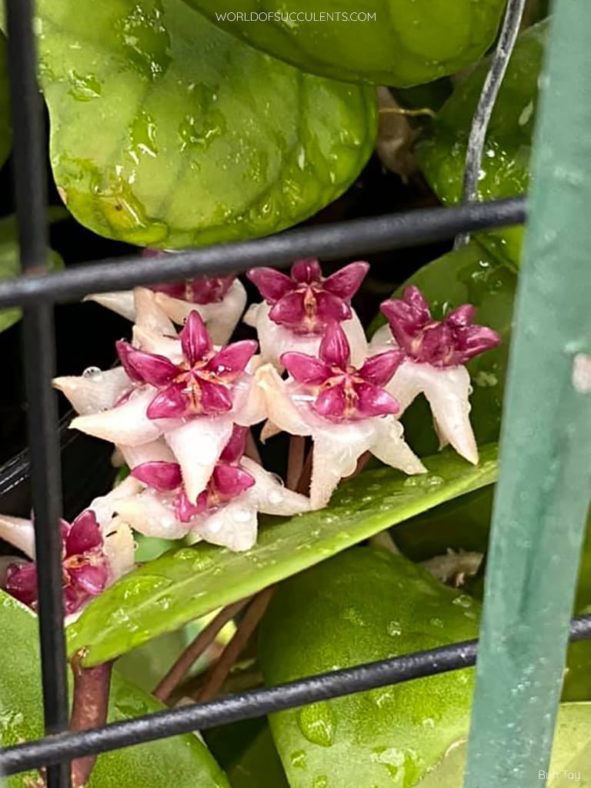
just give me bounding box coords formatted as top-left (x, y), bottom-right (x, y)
top-left (210, 721), bottom-right (289, 788)
top-left (416, 702), bottom-right (591, 787)
top-left (416, 21), bottom-right (547, 268)
top-left (0, 33), bottom-right (11, 169)
top-left (68, 445), bottom-right (497, 666)
top-left (371, 239), bottom-right (516, 454)
top-left (0, 590), bottom-right (228, 788)
top-left (258, 546), bottom-right (480, 787)
top-left (0, 214), bottom-right (64, 333)
top-left (29, 0), bottom-right (375, 249)
top-left (186, 0), bottom-right (506, 88)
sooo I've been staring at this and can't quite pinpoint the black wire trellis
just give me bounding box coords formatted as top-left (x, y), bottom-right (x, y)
top-left (0, 0), bottom-right (584, 786)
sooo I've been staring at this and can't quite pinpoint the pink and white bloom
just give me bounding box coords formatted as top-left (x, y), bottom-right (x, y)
top-left (244, 259), bottom-right (369, 369)
top-left (256, 323), bottom-right (425, 509)
top-left (372, 286), bottom-right (501, 464)
top-left (54, 311), bottom-right (266, 504)
top-left (0, 508), bottom-right (134, 616)
top-left (86, 251), bottom-right (247, 346)
top-left (110, 427), bottom-right (310, 551)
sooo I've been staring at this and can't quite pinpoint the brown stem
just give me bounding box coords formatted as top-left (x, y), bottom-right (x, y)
top-left (153, 597), bottom-right (251, 703)
top-left (296, 449), bottom-right (313, 495)
top-left (286, 436), bottom-right (306, 490)
top-left (245, 429), bottom-right (262, 464)
top-left (197, 587), bottom-right (275, 703)
top-left (69, 653), bottom-right (113, 788)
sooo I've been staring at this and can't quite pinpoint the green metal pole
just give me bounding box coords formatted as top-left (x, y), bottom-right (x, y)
top-left (463, 2), bottom-right (591, 787)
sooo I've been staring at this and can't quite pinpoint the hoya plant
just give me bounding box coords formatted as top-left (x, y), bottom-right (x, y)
top-left (0, 2), bottom-right (588, 787)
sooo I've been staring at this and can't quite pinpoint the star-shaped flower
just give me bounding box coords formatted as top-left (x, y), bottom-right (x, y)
top-left (116, 310), bottom-right (257, 420)
top-left (109, 427), bottom-right (310, 551)
top-left (372, 286), bottom-right (501, 464)
top-left (86, 249), bottom-right (246, 345)
top-left (245, 258), bottom-right (369, 368)
top-left (54, 310), bottom-right (266, 503)
top-left (257, 323), bottom-right (425, 508)
top-left (0, 508), bottom-right (134, 616)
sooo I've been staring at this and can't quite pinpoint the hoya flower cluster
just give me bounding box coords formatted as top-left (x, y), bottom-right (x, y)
top-left (0, 259), bottom-right (499, 615)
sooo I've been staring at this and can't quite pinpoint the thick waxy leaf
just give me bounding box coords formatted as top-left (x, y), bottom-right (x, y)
top-left (258, 547), bottom-right (480, 787)
top-left (68, 444), bottom-right (497, 665)
top-left (187, 0), bottom-right (506, 88)
top-left (0, 215), bottom-right (64, 332)
top-left (0, 33), bottom-right (10, 169)
top-left (372, 239), bottom-right (516, 454)
top-left (0, 591), bottom-right (228, 787)
top-left (206, 720), bottom-right (289, 788)
top-left (227, 726), bottom-right (288, 787)
top-left (32, 0), bottom-right (376, 249)
top-left (416, 22), bottom-right (546, 268)
top-left (416, 702), bottom-right (591, 787)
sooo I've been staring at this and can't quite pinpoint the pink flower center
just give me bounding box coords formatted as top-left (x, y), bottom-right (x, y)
top-left (4, 510), bottom-right (108, 615)
top-left (116, 311), bottom-right (257, 421)
top-left (281, 323), bottom-right (402, 423)
top-left (247, 258), bottom-right (369, 336)
top-left (380, 286), bottom-right (501, 367)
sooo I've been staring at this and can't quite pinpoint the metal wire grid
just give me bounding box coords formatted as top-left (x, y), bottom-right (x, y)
top-left (0, 0), bottom-right (589, 786)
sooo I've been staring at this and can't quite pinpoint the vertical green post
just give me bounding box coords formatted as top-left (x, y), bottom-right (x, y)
top-left (463, 2), bottom-right (591, 787)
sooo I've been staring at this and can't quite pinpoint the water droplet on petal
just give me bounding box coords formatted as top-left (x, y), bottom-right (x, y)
top-left (83, 366), bottom-right (103, 379)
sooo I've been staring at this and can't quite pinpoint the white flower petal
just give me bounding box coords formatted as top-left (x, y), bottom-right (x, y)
top-left (421, 365), bottom-right (479, 465)
top-left (368, 323), bottom-right (396, 352)
top-left (255, 364), bottom-right (311, 437)
top-left (84, 290), bottom-right (136, 321)
top-left (192, 498), bottom-right (258, 552)
top-left (242, 457), bottom-right (311, 516)
top-left (242, 302), bottom-right (259, 328)
top-left (260, 420), bottom-right (282, 442)
top-left (164, 417), bottom-right (234, 503)
top-left (134, 287), bottom-right (177, 336)
top-left (90, 475), bottom-right (144, 526)
top-left (389, 361), bottom-right (478, 464)
top-left (0, 515), bottom-right (35, 559)
top-left (132, 325), bottom-right (183, 362)
top-left (253, 302), bottom-right (368, 368)
top-left (155, 280), bottom-right (247, 345)
top-left (102, 517), bottom-right (136, 581)
top-left (118, 438), bottom-right (176, 469)
top-left (384, 360), bottom-right (424, 414)
top-left (233, 374), bottom-right (268, 427)
top-left (115, 491), bottom-right (190, 540)
top-left (71, 387), bottom-right (163, 446)
top-left (53, 367), bottom-right (132, 415)
top-left (309, 421), bottom-right (377, 509)
top-left (370, 416), bottom-right (427, 475)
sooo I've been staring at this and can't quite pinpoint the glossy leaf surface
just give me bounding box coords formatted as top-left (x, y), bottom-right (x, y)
top-left (0, 591), bottom-right (228, 787)
top-left (416, 22), bottom-right (547, 268)
top-left (417, 702), bottom-right (591, 787)
top-left (187, 0), bottom-right (506, 87)
top-left (33, 0), bottom-right (376, 248)
top-left (226, 725), bottom-right (289, 787)
top-left (68, 444), bottom-right (497, 665)
top-left (258, 547), bottom-right (480, 787)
